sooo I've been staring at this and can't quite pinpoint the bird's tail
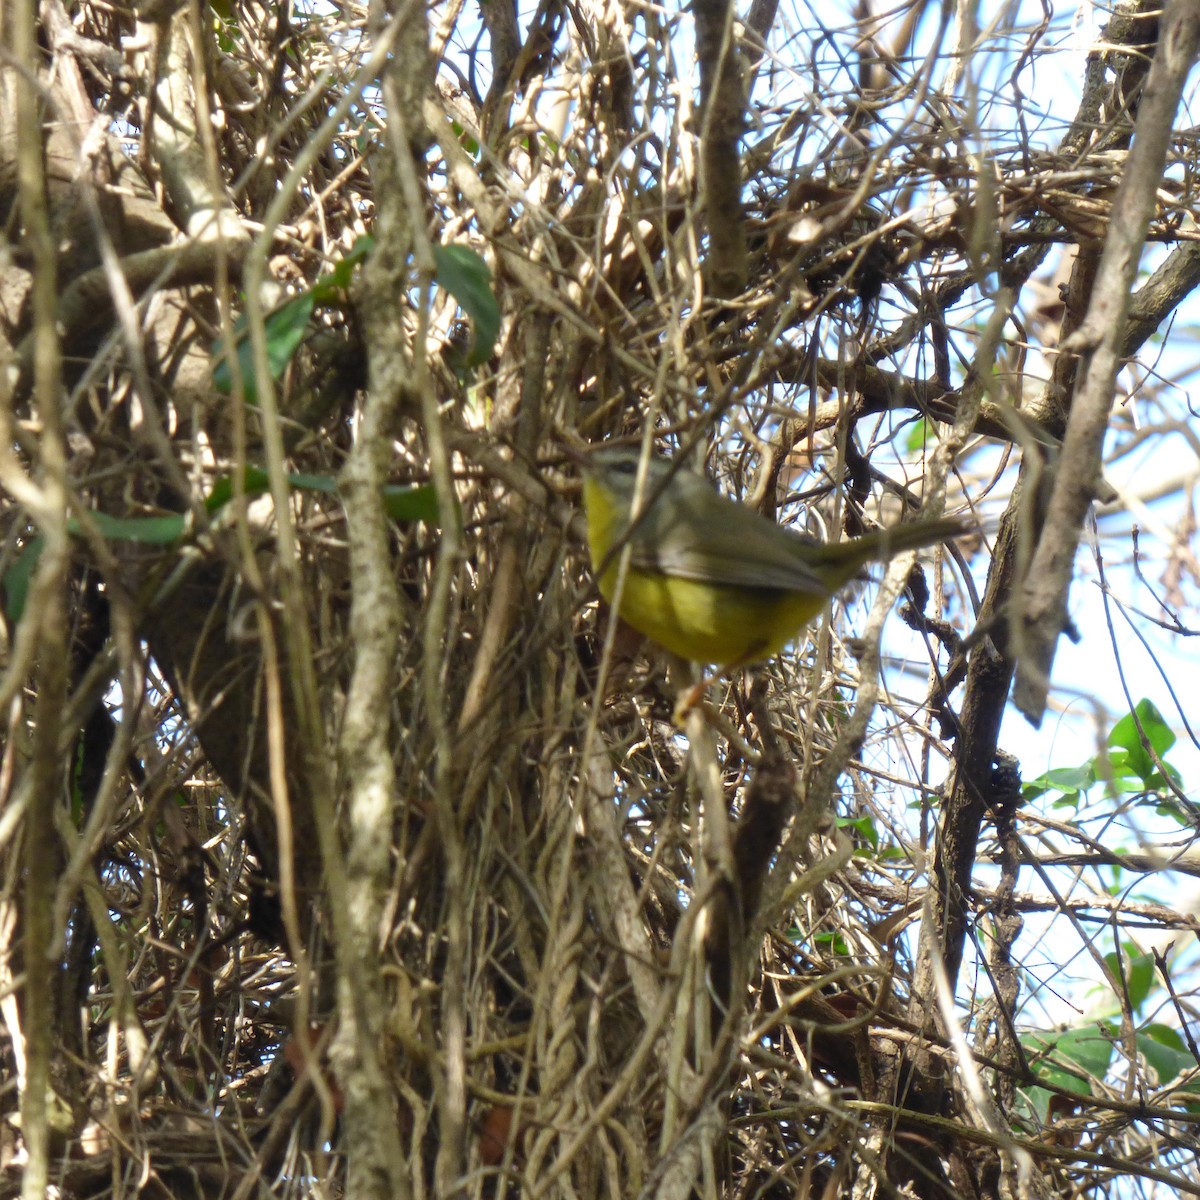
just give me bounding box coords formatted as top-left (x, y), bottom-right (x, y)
top-left (857, 516), bottom-right (965, 560)
top-left (816, 516), bottom-right (965, 590)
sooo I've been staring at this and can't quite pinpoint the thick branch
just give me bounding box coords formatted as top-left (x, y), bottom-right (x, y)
top-left (1013, 1), bottom-right (1200, 723)
top-left (693, 0), bottom-right (747, 296)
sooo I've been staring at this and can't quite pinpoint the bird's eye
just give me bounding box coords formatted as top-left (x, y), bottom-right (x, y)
top-left (611, 457), bottom-right (639, 474)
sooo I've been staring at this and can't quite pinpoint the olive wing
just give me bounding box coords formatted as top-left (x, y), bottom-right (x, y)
top-left (628, 481), bottom-right (835, 596)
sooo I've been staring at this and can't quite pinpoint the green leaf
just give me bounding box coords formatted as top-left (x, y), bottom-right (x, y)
top-left (203, 467), bottom-right (272, 513)
top-left (2, 537), bottom-right (44, 623)
top-left (1022, 1025), bottom-right (1115, 1094)
top-left (449, 119), bottom-right (480, 158)
top-left (813, 930), bottom-right (850, 956)
top-left (312, 236), bottom-right (374, 301)
top-left (1022, 762), bottom-right (1096, 802)
top-left (1102, 945), bottom-right (1156, 1014)
top-left (1154, 795), bottom-right (1194, 825)
top-left (434, 244), bottom-right (499, 367)
top-left (1104, 745), bottom-right (1134, 778)
top-left (836, 814), bottom-right (879, 849)
top-left (212, 291), bottom-right (317, 402)
top-left (903, 417), bottom-right (936, 455)
top-left (1138, 1023), bottom-right (1200, 1094)
top-left (285, 472), bottom-right (339, 495)
top-left (382, 484), bottom-right (440, 523)
top-left (74, 512), bottom-right (188, 544)
top-left (2, 540), bottom-right (45, 624)
top-left (205, 468), bottom-right (441, 526)
top-left (1108, 699), bottom-right (1176, 787)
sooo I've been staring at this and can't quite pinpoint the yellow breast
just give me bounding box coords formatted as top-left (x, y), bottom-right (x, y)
top-left (582, 471), bottom-right (829, 664)
top-left (596, 562), bottom-right (827, 665)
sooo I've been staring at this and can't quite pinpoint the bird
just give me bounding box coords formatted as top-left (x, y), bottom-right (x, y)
top-left (577, 443), bottom-right (963, 668)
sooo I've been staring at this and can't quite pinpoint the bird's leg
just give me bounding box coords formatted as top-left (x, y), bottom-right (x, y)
top-left (672, 675), bottom-right (716, 726)
top-left (667, 655), bottom-right (713, 726)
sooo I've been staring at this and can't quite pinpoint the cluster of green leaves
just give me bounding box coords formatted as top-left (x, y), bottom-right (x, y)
top-left (3, 240), bottom-right (499, 624)
top-left (1019, 941), bottom-right (1200, 1124)
top-left (1017, 699), bottom-right (1198, 1126)
top-left (212, 237), bottom-right (498, 398)
top-left (1023, 698), bottom-right (1184, 815)
top-left (1, 468), bottom-right (440, 623)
